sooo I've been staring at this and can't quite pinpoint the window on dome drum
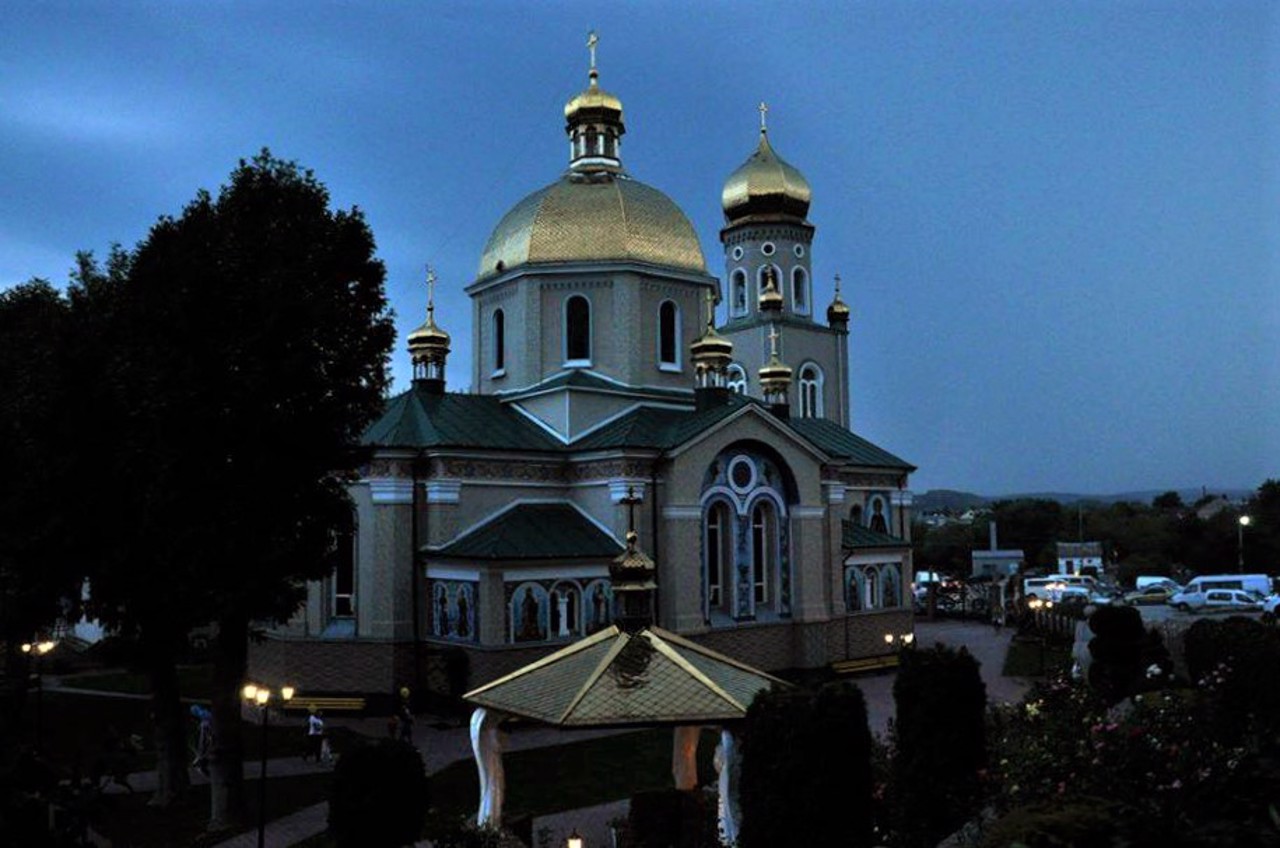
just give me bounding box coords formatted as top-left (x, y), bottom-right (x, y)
top-left (792, 268), bottom-right (808, 312)
top-left (757, 265), bottom-right (781, 300)
top-left (726, 364), bottom-right (747, 394)
top-left (492, 309), bottom-right (505, 374)
top-left (565, 295), bottom-right (591, 363)
top-left (658, 300), bottom-right (678, 368)
top-left (731, 270), bottom-right (747, 316)
top-left (751, 501), bottom-right (776, 605)
top-left (798, 363), bottom-right (822, 418)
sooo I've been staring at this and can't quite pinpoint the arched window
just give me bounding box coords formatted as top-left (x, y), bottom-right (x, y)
top-left (730, 270), bottom-right (747, 317)
top-left (751, 501), bottom-right (775, 605)
top-left (757, 265), bottom-right (781, 302)
top-left (511, 583), bottom-right (550, 643)
top-left (846, 568), bottom-right (863, 612)
top-left (550, 582), bottom-right (582, 638)
top-left (863, 566), bottom-right (880, 608)
top-left (881, 566), bottom-right (900, 608)
top-left (798, 363), bottom-right (823, 418)
top-left (705, 501), bottom-right (732, 613)
top-left (726, 364), bottom-right (747, 394)
top-left (492, 309), bottom-right (505, 374)
top-left (565, 295), bottom-right (591, 364)
top-left (791, 267), bottom-right (808, 313)
top-left (658, 300), bottom-right (679, 368)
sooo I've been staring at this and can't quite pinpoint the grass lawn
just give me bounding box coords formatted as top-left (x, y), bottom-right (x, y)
top-left (89, 772), bottom-right (335, 848)
top-left (64, 664), bottom-right (215, 701)
top-left (1002, 635), bottom-right (1074, 677)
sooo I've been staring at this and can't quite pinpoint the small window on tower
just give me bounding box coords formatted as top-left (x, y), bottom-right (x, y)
top-left (565, 295), bottom-right (591, 364)
top-left (658, 300), bottom-right (679, 368)
top-left (492, 309), bottom-right (506, 375)
top-left (731, 271), bottom-right (748, 317)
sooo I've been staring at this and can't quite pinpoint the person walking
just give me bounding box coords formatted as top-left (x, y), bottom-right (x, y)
top-left (304, 709), bottom-right (325, 763)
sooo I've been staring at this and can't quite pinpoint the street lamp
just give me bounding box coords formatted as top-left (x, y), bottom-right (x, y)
top-left (1238, 515), bottom-right (1251, 572)
top-left (883, 631), bottom-right (915, 652)
top-left (566, 829), bottom-right (584, 848)
top-left (22, 639), bottom-right (56, 755)
top-left (242, 681), bottom-right (293, 848)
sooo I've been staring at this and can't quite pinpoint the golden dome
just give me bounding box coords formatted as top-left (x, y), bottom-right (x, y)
top-left (827, 272), bottom-right (850, 325)
top-left (758, 352), bottom-right (793, 395)
top-left (478, 173), bottom-right (707, 278)
top-left (721, 131), bottom-right (812, 224)
top-left (690, 322), bottom-right (734, 368)
top-left (407, 312), bottom-right (450, 358)
top-left (564, 76), bottom-right (623, 121)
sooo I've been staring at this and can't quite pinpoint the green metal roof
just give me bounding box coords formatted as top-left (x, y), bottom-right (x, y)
top-left (569, 394), bottom-right (754, 451)
top-left (433, 503), bottom-right (622, 560)
top-left (499, 369), bottom-right (692, 401)
top-left (788, 418), bottom-right (915, 470)
top-left (464, 625), bottom-right (789, 727)
top-left (362, 383), bottom-right (561, 450)
top-left (842, 520), bottom-right (911, 550)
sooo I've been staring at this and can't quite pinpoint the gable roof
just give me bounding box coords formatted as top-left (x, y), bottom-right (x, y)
top-left (361, 384), bottom-right (561, 451)
top-left (842, 520), bottom-right (911, 550)
top-left (433, 502), bottom-right (622, 560)
top-left (788, 417), bottom-right (915, 470)
top-left (464, 625), bottom-right (788, 727)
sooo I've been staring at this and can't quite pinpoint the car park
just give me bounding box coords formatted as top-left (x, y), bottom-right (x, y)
top-left (1262, 595), bottom-right (1280, 624)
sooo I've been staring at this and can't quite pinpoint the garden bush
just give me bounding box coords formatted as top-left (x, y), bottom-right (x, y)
top-left (738, 681), bottom-right (873, 848)
top-left (1183, 616), bottom-right (1280, 742)
top-left (626, 788), bottom-right (717, 848)
top-left (891, 644), bottom-right (986, 848)
top-left (329, 739), bottom-right (427, 848)
top-left (1086, 604), bottom-right (1146, 704)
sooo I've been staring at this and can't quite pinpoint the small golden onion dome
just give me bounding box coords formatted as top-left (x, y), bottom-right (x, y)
top-left (564, 71), bottom-right (624, 122)
top-left (690, 322), bottom-right (734, 369)
top-left (758, 267), bottom-right (784, 312)
top-left (827, 295), bottom-right (850, 324)
top-left (478, 174), bottom-right (706, 278)
top-left (758, 351), bottom-right (793, 394)
top-left (407, 312), bottom-right (450, 360)
top-left (722, 130), bottom-right (812, 224)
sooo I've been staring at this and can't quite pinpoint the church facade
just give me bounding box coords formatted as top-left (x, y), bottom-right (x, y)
top-left (252, 47), bottom-right (916, 699)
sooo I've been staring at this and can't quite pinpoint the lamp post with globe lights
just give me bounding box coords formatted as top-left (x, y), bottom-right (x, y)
top-left (21, 639), bottom-right (56, 754)
top-left (242, 682), bottom-right (294, 848)
top-left (1238, 515), bottom-right (1251, 572)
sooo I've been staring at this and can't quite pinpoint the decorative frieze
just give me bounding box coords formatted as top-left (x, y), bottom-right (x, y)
top-left (608, 480), bottom-right (647, 503)
top-left (425, 480), bottom-right (462, 504)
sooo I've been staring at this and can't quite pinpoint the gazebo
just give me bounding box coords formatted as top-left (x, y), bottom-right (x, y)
top-left (462, 509), bottom-right (787, 843)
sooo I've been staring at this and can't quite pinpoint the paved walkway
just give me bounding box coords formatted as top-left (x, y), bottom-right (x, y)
top-left (89, 619), bottom-right (1027, 847)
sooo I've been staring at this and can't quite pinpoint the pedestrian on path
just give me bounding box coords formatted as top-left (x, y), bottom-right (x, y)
top-left (190, 704), bottom-right (213, 775)
top-left (304, 709), bottom-right (326, 762)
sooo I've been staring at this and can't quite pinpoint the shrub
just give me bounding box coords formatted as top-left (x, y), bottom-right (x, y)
top-left (329, 739), bottom-right (427, 848)
top-left (738, 681), bottom-right (874, 848)
top-left (891, 644), bottom-right (986, 848)
top-left (1184, 616), bottom-right (1280, 743)
top-left (627, 788), bottom-right (718, 848)
top-left (1086, 604), bottom-right (1145, 704)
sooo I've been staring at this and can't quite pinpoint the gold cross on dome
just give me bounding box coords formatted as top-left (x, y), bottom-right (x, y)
top-left (834, 272), bottom-right (842, 295)
top-left (758, 101), bottom-right (769, 132)
top-left (767, 324), bottom-right (780, 357)
top-left (704, 287), bottom-right (716, 327)
top-left (587, 31), bottom-right (599, 70)
top-left (425, 264), bottom-right (437, 313)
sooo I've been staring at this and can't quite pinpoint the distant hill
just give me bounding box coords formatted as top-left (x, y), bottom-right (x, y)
top-left (915, 487), bottom-right (1255, 513)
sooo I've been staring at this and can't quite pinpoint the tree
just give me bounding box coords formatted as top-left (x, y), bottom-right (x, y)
top-left (739, 682), bottom-right (874, 848)
top-left (1152, 490), bottom-right (1184, 511)
top-left (0, 282), bottom-right (83, 660)
top-left (891, 644), bottom-right (987, 848)
top-left (77, 152), bottom-right (394, 827)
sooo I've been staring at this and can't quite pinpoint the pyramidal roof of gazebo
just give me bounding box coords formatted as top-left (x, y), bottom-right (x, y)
top-left (463, 625), bottom-right (788, 727)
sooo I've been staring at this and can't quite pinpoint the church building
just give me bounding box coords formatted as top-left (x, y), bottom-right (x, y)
top-left (252, 42), bottom-right (916, 699)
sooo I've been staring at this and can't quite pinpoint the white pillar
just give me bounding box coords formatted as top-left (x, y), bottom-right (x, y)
top-left (557, 592), bottom-right (570, 637)
top-left (470, 707), bottom-right (507, 828)
top-left (714, 728), bottom-right (741, 845)
top-left (672, 726), bottom-right (700, 790)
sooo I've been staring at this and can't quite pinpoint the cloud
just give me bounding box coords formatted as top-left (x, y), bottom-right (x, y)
top-left (1, 85), bottom-right (180, 147)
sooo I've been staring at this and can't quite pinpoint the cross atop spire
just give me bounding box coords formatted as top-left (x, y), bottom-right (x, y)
top-left (587, 30), bottom-right (599, 71)
top-left (425, 264), bottom-right (437, 319)
top-left (758, 100), bottom-right (769, 133)
top-left (703, 287), bottom-right (716, 329)
top-left (834, 272), bottom-right (842, 296)
top-left (767, 324), bottom-right (780, 357)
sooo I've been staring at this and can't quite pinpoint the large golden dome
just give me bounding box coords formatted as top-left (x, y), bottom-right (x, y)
top-left (721, 131), bottom-right (812, 224)
top-left (477, 172), bottom-right (707, 278)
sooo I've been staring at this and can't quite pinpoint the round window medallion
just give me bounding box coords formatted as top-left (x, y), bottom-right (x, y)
top-left (794, 244), bottom-right (805, 258)
top-left (761, 242), bottom-right (776, 256)
top-left (728, 456), bottom-right (756, 492)
top-left (731, 246), bottom-right (744, 261)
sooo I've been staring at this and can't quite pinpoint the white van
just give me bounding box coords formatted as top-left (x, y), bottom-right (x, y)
top-left (1168, 574), bottom-right (1273, 611)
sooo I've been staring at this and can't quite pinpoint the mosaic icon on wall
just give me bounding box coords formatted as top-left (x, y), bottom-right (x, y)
top-left (430, 580), bottom-right (477, 642)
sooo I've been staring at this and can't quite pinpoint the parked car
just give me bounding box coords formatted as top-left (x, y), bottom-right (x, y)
top-left (1122, 585), bottom-right (1177, 605)
top-left (1262, 594), bottom-right (1280, 624)
top-left (1172, 588), bottom-right (1264, 614)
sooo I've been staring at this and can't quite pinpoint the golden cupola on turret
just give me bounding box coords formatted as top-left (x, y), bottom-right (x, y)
top-left (827, 272), bottom-right (851, 329)
top-left (758, 325), bottom-right (793, 407)
top-left (408, 266), bottom-right (450, 391)
top-left (690, 290), bottom-right (734, 389)
top-left (564, 30), bottom-right (625, 174)
top-left (721, 105), bottom-right (812, 225)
